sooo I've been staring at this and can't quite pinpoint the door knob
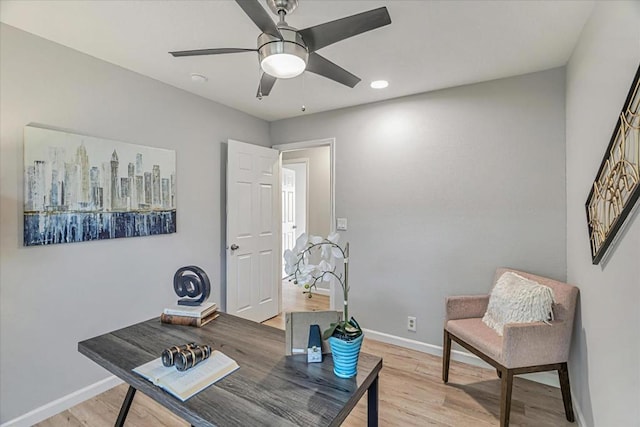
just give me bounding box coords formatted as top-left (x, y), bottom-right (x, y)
top-left (292, 225), bottom-right (297, 229)
top-left (230, 244), bottom-right (239, 251)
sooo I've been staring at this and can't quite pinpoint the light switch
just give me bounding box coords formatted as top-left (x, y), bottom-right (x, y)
top-left (336, 217), bottom-right (348, 231)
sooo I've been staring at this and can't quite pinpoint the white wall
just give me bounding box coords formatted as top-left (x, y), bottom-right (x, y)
top-left (271, 68), bottom-right (567, 345)
top-left (0, 24), bottom-right (269, 424)
top-left (565, 2), bottom-right (640, 426)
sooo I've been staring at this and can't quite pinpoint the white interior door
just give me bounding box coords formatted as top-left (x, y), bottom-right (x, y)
top-left (227, 140), bottom-right (279, 322)
top-left (282, 166), bottom-right (296, 271)
top-left (284, 161), bottom-right (307, 239)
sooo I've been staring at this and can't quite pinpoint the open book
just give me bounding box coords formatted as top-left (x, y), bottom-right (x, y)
top-left (133, 350), bottom-right (239, 401)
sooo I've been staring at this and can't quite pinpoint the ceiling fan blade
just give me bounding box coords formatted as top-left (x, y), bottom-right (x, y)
top-left (298, 7), bottom-right (391, 53)
top-left (235, 0), bottom-right (282, 39)
top-left (170, 48), bottom-right (256, 57)
top-left (257, 73), bottom-right (277, 97)
top-left (306, 53), bottom-right (361, 88)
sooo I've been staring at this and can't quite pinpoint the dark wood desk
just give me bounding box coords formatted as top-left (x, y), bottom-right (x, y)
top-left (78, 313), bottom-right (382, 426)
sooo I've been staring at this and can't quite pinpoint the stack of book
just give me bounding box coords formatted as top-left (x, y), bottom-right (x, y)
top-left (161, 302), bottom-right (218, 327)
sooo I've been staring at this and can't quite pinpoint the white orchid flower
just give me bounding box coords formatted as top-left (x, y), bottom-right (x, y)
top-left (318, 259), bottom-right (332, 272)
top-left (284, 249), bottom-right (297, 265)
top-left (321, 243), bottom-right (331, 259)
top-left (283, 249), bottom-right (299, 275)
top-left (327, 232), bottom-right (340, 244)
top-left (297, 273), bottom-right (312, 285)
top-left (331, 246), bottom-right (344, 258)
top-left (318, 260), bottom-right (333, 281)
top-left (293, 233), bottom-right (308, 253)
top-left (309, 235), bottom-right (323, 245)
top-left (284, 262), bottom-right (297, 276)
top-left (300, 263), bottom-right (316, 276)
top-left (296, 262), bottom-right (317, 285)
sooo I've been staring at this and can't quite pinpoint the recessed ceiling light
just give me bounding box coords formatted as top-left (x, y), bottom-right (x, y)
top-left (190, 73), bottom-right (208, 83)
top-left (370, 80), bottom-right (389, 89)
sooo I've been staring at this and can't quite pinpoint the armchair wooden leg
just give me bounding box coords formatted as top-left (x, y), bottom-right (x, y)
top-left (499, 369), bottom-right (514, 427)
top-left (442, 330), bottom-right (452, 383)
top-left (558, 363), bottom-right (575, 422)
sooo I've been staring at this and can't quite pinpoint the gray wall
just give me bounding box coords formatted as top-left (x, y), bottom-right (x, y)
top-left (271, 68), bottom-right (567, 345)
top-left (565, 2), bottom-right (640, 426)
top-left (0, 24), bottom-right (270, 423)
top-left (10, 7), bottom-right (636, 423)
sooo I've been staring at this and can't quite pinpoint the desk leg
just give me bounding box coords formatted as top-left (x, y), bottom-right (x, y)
top-left (367, 375), bottom-right (379, 427)
top-left (115, 386), bottom-right (137, 427)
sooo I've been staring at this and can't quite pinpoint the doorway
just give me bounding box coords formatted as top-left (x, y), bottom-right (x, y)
top-left (281, 159), bottom-right (308, 277)
top-left (275, 139), bottom-right (335, 315)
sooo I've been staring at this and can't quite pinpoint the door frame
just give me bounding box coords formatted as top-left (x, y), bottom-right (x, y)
top-left (273, 138), bottom-right (336, 311)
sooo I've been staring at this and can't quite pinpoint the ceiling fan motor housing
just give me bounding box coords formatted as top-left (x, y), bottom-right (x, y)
top-left (257, 26), bottom-right (308, 78)
top-left (267, 0), bottom-right (299, 16)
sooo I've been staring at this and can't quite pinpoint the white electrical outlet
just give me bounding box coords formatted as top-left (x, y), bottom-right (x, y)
top-left (407, 316), bottom-right (417, 332)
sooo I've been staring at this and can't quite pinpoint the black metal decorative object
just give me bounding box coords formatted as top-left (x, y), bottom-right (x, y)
top-left (175, 344), bottom-right (212, 372)
top-left (161, 342), bottom-right (211, 371)
top-left (585, 64), bottom-right (640, 265)
top-left (162, 343), bottom-right (197, 367)
top-left (173, 266), bottom-right (211, 306)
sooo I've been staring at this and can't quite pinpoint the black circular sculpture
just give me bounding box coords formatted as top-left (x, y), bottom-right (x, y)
top-left (173, 266), bottom-right (211, 306)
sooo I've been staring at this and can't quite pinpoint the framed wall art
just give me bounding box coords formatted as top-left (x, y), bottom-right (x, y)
top-left (585, 64), bottom-right (640, 265)
top-left (23, 125), bottom-right (176, 246)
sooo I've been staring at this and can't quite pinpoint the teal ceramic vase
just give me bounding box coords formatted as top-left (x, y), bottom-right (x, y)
top-left (328, 333), bottom-right (364, 378)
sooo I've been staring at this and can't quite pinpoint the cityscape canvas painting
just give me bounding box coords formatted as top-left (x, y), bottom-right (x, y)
top-left (23, 125), bottom-right (176, 246)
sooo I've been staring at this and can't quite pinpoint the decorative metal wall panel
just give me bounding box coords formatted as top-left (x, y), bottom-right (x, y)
top-left (23, 125), bottom-right (176, 246)
top-left (586, 65), bottom-right (640, 264)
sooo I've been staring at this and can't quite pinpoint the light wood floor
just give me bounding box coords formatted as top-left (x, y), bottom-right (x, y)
top-left (38, 282), bottom-right (573, 426)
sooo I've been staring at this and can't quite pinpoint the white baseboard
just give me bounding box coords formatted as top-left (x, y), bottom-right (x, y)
top-left (362, 328), bottom-right (560, 388)
top-left (571, 391), bottom-right (587, 427)
top-left (1, 376), bottom-right (122, 427)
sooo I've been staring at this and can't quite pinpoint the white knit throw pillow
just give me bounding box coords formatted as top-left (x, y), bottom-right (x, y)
top-left (482, 272), bottom-right (555, 336)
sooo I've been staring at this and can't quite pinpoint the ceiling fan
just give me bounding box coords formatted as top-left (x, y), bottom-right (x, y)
top-left (169, 0), bottom-right (392, 98)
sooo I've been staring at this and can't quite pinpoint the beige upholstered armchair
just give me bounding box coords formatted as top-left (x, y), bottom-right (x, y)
top-left (442, 268), bottom-right (578, 427)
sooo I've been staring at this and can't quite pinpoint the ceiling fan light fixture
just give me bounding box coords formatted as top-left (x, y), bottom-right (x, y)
top-left (258, 29), bottom-right (308, 79)
top-left (261, 52), bottom-right (306, 79)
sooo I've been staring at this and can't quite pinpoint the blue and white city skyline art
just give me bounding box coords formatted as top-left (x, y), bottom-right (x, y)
top-left (23, 125), bottom-right (176, 246)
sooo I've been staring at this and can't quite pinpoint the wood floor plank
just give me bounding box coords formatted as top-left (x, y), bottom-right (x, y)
top-left (35, 412), bottom-right (85, 427)
top-left (37, 283), bottom-right (574, 426)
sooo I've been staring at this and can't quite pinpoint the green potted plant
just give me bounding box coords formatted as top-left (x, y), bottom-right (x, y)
top-left (284, 233), bottom-right (364, 378)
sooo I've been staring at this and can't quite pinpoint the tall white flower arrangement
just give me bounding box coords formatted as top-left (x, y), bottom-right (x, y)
top-left (284, 233), bottom-right (361, 339)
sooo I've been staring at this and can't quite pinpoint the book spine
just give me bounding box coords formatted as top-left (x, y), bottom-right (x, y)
top-left (160, 313), bottom-right (201, 326)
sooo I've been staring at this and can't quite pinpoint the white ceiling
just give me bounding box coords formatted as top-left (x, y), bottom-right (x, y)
top-left (0, 0), bottom-right (594, 122)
